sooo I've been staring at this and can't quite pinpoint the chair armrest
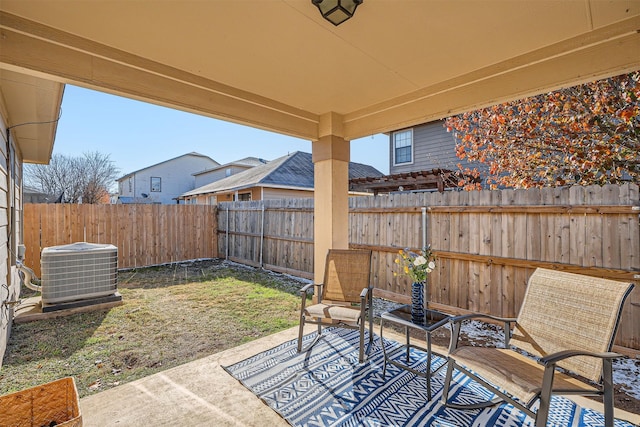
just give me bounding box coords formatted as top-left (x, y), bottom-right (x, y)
top-left (359, 286), bottom-right (371, 299)
top-left (539, 350), bottom-right (622, 366)
top-left (448, 314), bottom-right (517, 352)
top-left (299, 283), bottom-right (321, 309)
top-left (450, 313), bottom-right (517, 325)
top-left (299, 282), bottom-right (315, 295)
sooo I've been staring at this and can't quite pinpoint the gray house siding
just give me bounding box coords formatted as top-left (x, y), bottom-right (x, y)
top-left (117, 153), bottom-right (218, 204)
top-left (194, 165), bottom-right (249, 188)
top-left (389, 120), bottom-right (477, 175)
top-left (0, 107), bottom-right (26, 366)
top-left (193, 158), bottom-right (267, 188)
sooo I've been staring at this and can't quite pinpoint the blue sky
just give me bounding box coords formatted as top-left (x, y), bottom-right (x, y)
top-left (53, 85), bottom-right (390, 179)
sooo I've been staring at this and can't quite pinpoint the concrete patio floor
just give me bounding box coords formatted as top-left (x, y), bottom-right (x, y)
top-left (80, 325), bottom-right (640, 427)
top-left (80, 326), bottom-right (317, 426)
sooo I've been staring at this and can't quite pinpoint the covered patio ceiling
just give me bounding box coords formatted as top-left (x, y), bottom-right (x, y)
top-left (1, 0), bottom-right (639, 146)
top-left (2, 0), bottom-right (639, 281)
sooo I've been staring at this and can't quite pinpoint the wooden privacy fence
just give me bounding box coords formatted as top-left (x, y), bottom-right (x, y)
top-left (20, 185), bottom-right (640, 353)
top-left (219, 198), bottom-right (314, 279)
top-left (23, 204), bottom-right (218, 277)
top-left (218, 184), bottom-right (640, 354)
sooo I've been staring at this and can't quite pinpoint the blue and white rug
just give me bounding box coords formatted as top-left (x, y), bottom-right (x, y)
top-left (223, 328), bottom-right (635, 427)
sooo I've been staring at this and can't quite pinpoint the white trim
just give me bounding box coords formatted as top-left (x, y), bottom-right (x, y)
top-left (392, 128), bottom-right (414, 166)
top-left (150, 176), bottom-right (161, 192)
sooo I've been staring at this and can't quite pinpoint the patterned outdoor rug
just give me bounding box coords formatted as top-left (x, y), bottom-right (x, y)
top-left (223, 328), bottom-right (634, 427)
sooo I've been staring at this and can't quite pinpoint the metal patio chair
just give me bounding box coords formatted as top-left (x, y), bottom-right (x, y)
top-left (297, 249), bottom-right (374, 363)
top-left (442, 267), bottom-right (634, 427)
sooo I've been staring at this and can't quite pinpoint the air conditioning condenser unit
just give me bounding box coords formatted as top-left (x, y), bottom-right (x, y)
top-left (40, 242), bottom-right (118, 305)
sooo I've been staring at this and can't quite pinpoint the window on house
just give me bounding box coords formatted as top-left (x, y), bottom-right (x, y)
top-left (150, 177), bottom-right (161, 192)
top-left (237, 192), bottom-right (251, 201)
top-left (225, 168), bottom-right (232, 177)
top-left (209, 195), bottom-right (217, 205)
top-left (393, 129), bottom-right (413, 165)
top-left (128, 177), bottom-right (133, 193)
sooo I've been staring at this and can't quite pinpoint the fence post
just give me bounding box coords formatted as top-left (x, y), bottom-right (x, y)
top-left (422, 206), bottom-right (429, 308)
top-left (225, 205), bottom-right (229, 260)
top-left (259, 204), bottom-right (265, 268)
top-left (421, 206), bottom-right (427, 249)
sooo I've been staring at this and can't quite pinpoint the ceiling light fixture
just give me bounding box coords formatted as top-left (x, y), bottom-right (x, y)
top-left (312, 0), bottom-right (363, 26)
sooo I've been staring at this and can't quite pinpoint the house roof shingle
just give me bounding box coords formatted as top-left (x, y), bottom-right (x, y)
top-left (180, 151), bottom-right (383, 197)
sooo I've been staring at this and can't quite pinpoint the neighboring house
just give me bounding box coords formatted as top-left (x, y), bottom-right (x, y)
top-left (193, 157), bottom-right (268, 188)
top-left (381, 120), bottom-right (488, 192)
top-left (117, 152), bottom-right (219, 204)
top-left (0, 70), bottom-right (63, 365)
top-left (179, 151), bottom-right (383, 204)
top-left (389, 120), bottom-right (475, 175)
top-left (23, 185), bottom-right (49, 203)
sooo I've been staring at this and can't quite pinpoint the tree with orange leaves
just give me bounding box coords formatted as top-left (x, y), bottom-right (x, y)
top-left (445, 72), bottom-right (640, 190)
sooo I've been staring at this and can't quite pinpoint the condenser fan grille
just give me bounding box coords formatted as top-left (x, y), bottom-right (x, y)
top-left (41, 242), bottom-right (118, 304)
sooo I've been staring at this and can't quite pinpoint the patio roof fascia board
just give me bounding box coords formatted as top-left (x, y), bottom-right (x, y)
top-left (0, 12), bottom-right (320, 141)
top-left (342, 15), bottom-right (640, 140)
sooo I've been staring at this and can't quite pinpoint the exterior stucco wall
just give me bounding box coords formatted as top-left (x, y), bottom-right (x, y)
top-left (213, 193), bottom-right (234, 204)
top-left (262, 188), bottom-right (313, 200)
top-left (187, 187), bottom-right (314, 204)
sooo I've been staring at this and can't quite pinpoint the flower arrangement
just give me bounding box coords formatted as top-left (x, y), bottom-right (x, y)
top-left (394, 246), bottom-right (436, 283)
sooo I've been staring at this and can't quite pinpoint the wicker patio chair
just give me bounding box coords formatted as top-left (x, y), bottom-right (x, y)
top-left (442, 267), bottom-right (634, 427)
top-left (297, 249), bottom-right (374, 363)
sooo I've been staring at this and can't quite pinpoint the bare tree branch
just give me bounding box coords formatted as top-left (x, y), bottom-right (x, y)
top-left (24, 152), bottom-right (120, 203)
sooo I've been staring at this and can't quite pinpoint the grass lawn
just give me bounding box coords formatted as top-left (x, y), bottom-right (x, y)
top-left (0, 259), bottom-right (308, 398)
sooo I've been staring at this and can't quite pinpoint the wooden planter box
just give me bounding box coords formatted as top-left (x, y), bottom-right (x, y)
top-left (0, 377), bottom-right (82, 427)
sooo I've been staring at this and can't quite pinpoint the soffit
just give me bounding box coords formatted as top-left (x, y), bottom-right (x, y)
top-left (1, 0), bottom-right (639, 142)
top-left (0, 69), bottom-right (63, 163)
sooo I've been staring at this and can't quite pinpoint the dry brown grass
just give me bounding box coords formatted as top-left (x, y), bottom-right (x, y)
top-left (0, 259), bottom-right (307, 398)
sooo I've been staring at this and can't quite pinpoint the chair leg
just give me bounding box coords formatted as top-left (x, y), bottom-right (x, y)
top-left (358, 316), bottom-right (365, 363)
top-left (381, 319), bottom-right (388, 378)
top-left (297, 315), bottom-right (305, 353)
top-left (368, 296), bottom-right (374, 346)
top-left (441, 358), bottom-right (455, 405)
top-left (602, 359), bottom-right (615, 427)
top-left (364, 296), bottom-right (374, 360)
top-left (441, 361), bottom-right (504, 410)
top-left (535, 365), bottom-right (556, 427)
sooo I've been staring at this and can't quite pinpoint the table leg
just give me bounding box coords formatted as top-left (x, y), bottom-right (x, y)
top-left (405, 327), bottom-right (410, 363)
top-left (426, 331), bottom-right (432, 400)
top-left (380, 319), bottom-right (387, 378)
